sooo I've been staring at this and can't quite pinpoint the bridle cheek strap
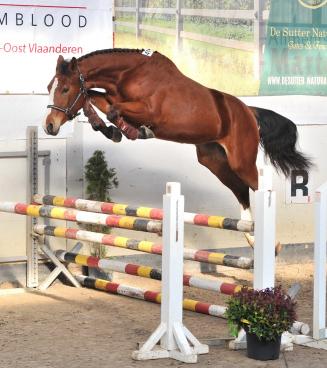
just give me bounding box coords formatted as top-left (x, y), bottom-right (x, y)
top-left (47, 71), bottom-right (87, 121)
top-left (47, 92), bottom-right (82, 120)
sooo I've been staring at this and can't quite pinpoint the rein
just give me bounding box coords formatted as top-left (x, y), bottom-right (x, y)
top-left (47, 66), bottom-right (87, 120)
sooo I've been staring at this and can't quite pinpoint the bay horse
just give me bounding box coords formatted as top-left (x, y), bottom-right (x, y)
top-left (44, 49), bottom-right (312, 247)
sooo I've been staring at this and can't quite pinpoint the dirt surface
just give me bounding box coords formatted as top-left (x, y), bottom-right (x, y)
top-left (0, 263), bottom-right (327, 368)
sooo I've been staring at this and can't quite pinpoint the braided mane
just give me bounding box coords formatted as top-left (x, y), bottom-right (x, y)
top-left (78, 48), bottom-right (151, 61)
top-left (58, 49), bottom-right (156, 75)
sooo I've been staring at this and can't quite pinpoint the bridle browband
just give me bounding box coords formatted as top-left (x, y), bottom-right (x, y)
top-left (47, 65), bottom-right (87, 121)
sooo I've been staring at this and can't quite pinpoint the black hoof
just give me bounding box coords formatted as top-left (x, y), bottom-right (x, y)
top-left (138, 126), bottom-right (155, 139)
top-left (100, 125), bottom-right (122, 142)
top-left (110, 126), bottom-right (123, 143)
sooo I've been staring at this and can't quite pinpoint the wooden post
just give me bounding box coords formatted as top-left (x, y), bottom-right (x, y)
top-left (253, 0), bottom-right (264, 80)
top-left (136, 0), bottom-right (141, 39)
top-left (176, 0), bottom-right (183, 51)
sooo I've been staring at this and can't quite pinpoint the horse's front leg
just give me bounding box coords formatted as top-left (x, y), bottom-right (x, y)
top-left (90, 93), bottom-right (155, 141)
top-left (83, 98), bottom-right (122, 142)
top-left (107, 101), bottom-right (155, 140)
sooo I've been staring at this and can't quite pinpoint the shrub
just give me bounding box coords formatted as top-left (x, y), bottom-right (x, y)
top-left (84, 150), bottom-right (118, 257)
top-left (225, 286), bottom-right (297, 341)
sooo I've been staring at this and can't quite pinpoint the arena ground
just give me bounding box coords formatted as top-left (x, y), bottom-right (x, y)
top-left (1, 262), bottom-right (327, 368)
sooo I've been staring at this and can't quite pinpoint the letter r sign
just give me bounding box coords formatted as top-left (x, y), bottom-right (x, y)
top-left (286, 169), bottom-right (312, 203)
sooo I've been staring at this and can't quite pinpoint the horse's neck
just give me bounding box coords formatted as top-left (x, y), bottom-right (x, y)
top-left (80, 52), bottom-right (146, 88)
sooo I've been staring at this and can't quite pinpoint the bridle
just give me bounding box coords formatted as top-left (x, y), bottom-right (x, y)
top-left (47, 66), bottom-right (87, 121)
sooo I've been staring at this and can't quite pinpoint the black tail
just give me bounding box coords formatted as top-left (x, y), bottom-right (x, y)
top-left (250, 106), bottom-right (313, 176)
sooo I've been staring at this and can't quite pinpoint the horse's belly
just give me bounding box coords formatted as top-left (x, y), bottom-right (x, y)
top-left (154, 119), bottom-right (220, 144)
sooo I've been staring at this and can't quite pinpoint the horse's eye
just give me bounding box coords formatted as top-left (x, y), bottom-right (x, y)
top-left (62, 87), bottom-right (69, 94)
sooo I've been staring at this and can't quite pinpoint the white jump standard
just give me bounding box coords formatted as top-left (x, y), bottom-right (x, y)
top-left (131, 183), bottom-right (209, 362)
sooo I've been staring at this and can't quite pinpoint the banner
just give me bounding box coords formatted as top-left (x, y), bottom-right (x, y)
top-left (0, 0), bottom-right (113, 93)
top-left (260, 0), bottom-right (327, 95)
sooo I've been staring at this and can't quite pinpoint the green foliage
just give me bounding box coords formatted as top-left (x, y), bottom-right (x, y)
top-left (84, 150), bottom-right (119, 257)
top-left (85, 150), bottom-right (119, 202)
top-left (114, 0), bottom-right (260, 95)
top-left (114, 0), bottom-right (263, 9)
top-left (225, 286), bottom-right (297, 342)
top-left (115, 31), bottom-right (258, 95)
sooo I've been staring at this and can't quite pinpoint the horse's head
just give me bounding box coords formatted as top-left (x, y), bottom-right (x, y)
top-left (43, 55), bottom-right (86, 136)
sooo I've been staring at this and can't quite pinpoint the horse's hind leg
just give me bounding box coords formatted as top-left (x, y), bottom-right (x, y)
top-left (196, 143), bottom-right (256, 249)
top-left (196, 143), bottom-right (250, 210)
top-left (219, 137), bottom-right (282, 254)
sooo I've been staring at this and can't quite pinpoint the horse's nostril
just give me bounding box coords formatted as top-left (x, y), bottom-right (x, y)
top-left (47, 123), bottom-right (53, 134)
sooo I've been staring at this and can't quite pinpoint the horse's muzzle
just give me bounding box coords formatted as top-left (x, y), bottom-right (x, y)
top-left (46, 123), bottom-right (58, 136)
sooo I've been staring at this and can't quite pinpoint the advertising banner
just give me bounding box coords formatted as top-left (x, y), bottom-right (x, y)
top-left (260, 0), bottom-right (327, 95)
top-left (0, 0), bottom-right (113, 93)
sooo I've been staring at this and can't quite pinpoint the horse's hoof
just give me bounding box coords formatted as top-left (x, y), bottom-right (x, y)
top-left (110, 127), bottom-right (123, 143)
top-left (98, 125), bottom-right (122, 142)
top-left (138, 126), bottom-right (155, 139)
top-left (104, 126), bottom-right (122, 142)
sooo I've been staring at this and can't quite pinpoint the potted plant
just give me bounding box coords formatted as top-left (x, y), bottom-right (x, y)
top-left (225, 285), bottom-right (297, 361)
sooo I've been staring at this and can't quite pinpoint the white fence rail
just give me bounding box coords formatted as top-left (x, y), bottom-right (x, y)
top-left (114, 0), bottom-right (268, 78)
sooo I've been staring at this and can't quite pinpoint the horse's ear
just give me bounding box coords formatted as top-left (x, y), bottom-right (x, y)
top-left (56, 55), bottom-right (65, 73)
top-left (56, 55), bottom-right (64, 66)
top-left (47, 76), bottom-right (55, 92)
top-left (70, 57), bottom-right (78, 72)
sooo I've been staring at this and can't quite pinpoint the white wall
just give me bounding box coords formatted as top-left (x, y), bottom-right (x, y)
top-left (0, 95), bottom-right (76, 258)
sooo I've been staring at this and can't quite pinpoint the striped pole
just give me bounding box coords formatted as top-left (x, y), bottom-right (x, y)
top-left (55, 249), bottom-right (243, 295)
top-left (76, 275), bottom-right (310, 335)
top-left (0, 202), bottom-right (162, 234)
top-left (77, 274), bottom-right (227, 317)
top-left (33, 194), bottom-right (254, 233)
top-left (34, 225), bottom-right (254, 269)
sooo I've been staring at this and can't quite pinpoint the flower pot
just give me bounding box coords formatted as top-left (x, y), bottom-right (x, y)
top-left (246, 332), bottom-right (281, 361)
